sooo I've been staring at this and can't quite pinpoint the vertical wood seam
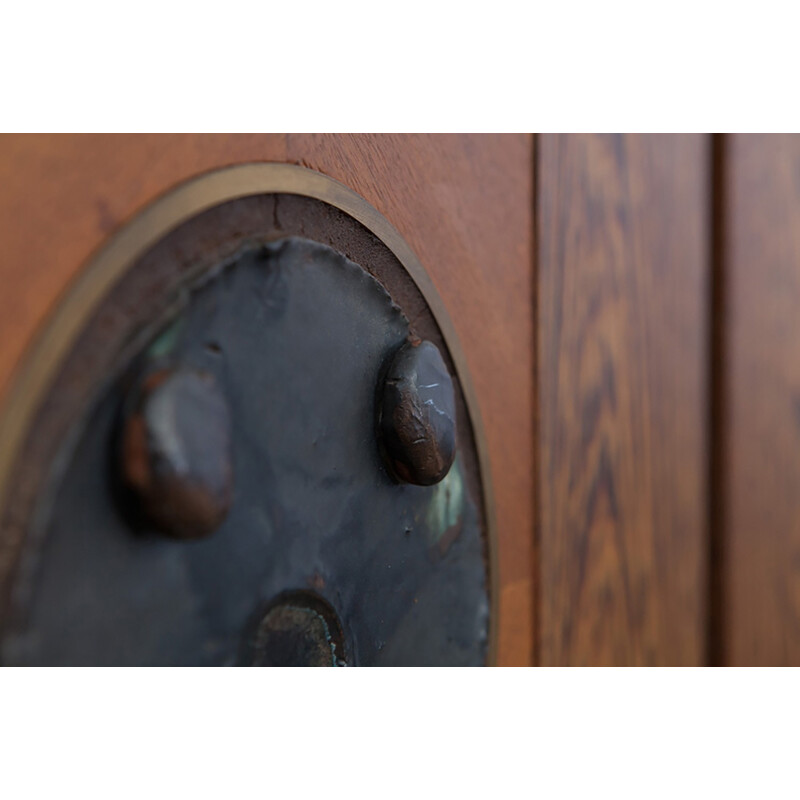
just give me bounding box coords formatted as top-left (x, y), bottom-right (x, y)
top-left (708, 133), bottom-right (728, 666)
top-left (532, 132), bottom-right (541, 666)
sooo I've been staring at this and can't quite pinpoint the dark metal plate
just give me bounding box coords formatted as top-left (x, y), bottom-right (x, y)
top-left (0, 237), bottom-right (489, 665)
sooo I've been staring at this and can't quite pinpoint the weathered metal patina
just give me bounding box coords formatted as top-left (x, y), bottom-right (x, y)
top-left (0, 238), bottom-right (489, 665)
top-left (0, 166), bottom-right (495, 666)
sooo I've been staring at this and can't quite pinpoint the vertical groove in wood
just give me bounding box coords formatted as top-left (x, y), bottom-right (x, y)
top-left (708, 133), bottom-right (728, 666)
top-left (725, 135), bottom-right (800, 665)
top-left (538, 134), bottom-right (709, 665)
top-left (531, 132), bottom-right (541, 666)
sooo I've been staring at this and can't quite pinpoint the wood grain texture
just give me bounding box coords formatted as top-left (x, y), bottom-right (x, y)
top-left (538, 134), bottom-right (709, 665)
top-left (724, 134), bottom-right (800, 665)
top-left (0, 134), bottom-right (534, 666)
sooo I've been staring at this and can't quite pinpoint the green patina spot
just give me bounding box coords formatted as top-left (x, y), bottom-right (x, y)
top-left (146, 318), bottom-right (183, 360)
top-left (425, 456), bottom-right (465, 546)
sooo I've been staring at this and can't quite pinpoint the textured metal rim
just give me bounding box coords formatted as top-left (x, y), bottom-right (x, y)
top-left (0, 163), bottom-right (499, 665)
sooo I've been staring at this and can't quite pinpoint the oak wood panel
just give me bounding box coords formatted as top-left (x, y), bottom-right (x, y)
top-left (0, 134), bottom-right (534, 666)
top-left (724, 134), bottom-right (800, 665)
top-left (538, 134), bottom-right (709, 665)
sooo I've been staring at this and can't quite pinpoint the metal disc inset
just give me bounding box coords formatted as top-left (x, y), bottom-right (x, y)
top-left (0, 166), bottom-right (496, 666)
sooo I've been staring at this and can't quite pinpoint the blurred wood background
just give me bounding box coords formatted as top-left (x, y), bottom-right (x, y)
top-left (1, 133), bottom-right (798, 665)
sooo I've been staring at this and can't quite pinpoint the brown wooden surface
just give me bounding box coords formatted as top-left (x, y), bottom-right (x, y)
top-left (0, 134), bottom-right (535, 666)
top-left (537, 134), bottom-right (710, 665)
top-left (723, 134), bottom-right (800, 665)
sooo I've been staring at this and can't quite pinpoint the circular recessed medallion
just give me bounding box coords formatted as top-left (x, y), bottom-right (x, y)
top-left (0, 165), bottom-right (496, 666)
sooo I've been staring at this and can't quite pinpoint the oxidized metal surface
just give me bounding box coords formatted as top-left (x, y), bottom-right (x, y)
top-left (118, 368), bottom-right (234, 539)
top-left (249, 592), bottom-right (347, 667)
top-left (0, 238), bottom-right (489, 665)
top-left (378, 340), bottom-right (457, 486)
top-left (0, 165), bottom-right (497, 666)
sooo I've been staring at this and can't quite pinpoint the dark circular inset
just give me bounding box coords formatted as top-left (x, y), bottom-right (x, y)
top-left (249, 591), bottom-right (346, 667)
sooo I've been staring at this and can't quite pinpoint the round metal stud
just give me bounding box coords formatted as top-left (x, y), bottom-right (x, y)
top-left (378, 339), bottom-right (457, 486)
top-left (118, 367), bottom-right (233, 539)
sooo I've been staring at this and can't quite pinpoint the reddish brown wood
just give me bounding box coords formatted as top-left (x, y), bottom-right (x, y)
top-left (723, 134), bottom-right (800, 665)
top-left (537, 134), bottom-right (710, 665)
top-left (0, 134), bottom-right (535, 666)
top-left (0, 134), bottom-right (288, 401)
